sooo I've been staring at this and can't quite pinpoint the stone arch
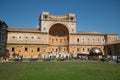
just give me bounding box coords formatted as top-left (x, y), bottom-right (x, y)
top-left (49, 23), bottom-right (69, 36)
top-left (48, 23), bottom-right (69, 53)
top-left (48, 23), bottom-right (70, 34)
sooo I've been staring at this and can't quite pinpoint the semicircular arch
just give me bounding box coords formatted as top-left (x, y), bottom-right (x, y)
top-left (48, 23), bottom-right (70, 34)
top-left (49, 23), bottom-right (69, 36)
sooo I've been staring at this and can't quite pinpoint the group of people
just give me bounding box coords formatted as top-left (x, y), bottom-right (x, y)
top-left (14, 55), bottom-right (23, 62)
top-left (41, 52), bottom-right (120, 63)
top-left (41, 52), bottom-right (71, 59)
top-left (0, 52), bottom-right (119, 63)
top-left (41, 52), bottom-right (91, 60)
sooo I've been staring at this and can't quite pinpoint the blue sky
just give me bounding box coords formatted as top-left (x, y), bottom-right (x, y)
top-left (0, 0), bottom-right (120, 36)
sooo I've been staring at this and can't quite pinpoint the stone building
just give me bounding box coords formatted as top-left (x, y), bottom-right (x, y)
top-left (0, 20), bottom-right (8, 52)
top-left (6, 11), bottom-right (119, 58)
top-left (105, 40), bottom-right (120, 56)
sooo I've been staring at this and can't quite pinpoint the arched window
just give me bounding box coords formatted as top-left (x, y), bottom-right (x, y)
top-left (83, 48), bottom-right (85, 51)
top-left (25, 47), bottom-right (28, 52)
top-left (77, 38), bottom-right (79, 42)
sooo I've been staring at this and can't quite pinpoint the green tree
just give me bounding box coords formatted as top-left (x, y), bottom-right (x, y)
top-left (0, 51), bottom-right (10, 57)
top-left (5, 52), bottom-right (10, 58)
top-left (0, 51), bottom-right (10, 60)
top-left (0, 51), bottom-right (4, 58)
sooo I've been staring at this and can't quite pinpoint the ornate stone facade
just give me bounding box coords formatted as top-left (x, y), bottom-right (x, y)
top-left (6, 11), bottom-right (119, 58)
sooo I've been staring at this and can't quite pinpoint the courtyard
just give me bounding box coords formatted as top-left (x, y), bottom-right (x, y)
top-left (0, 61), bottom-right (120, 80)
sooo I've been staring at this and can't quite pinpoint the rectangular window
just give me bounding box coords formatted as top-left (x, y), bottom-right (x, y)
top-left (12, 47), bottom-right (14, 52)
top-left (25, 48), bottom-right (28, 52)
top-left (37, 48), bottom-right (40, 52)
